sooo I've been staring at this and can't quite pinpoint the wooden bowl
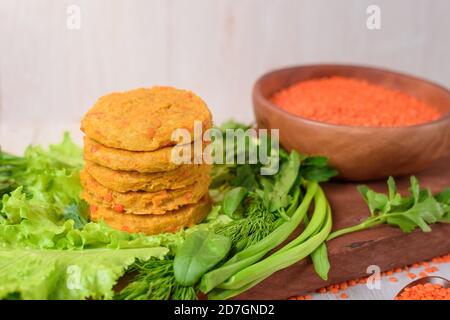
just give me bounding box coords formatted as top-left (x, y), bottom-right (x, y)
top-left (253, 64), bottom-right (450, 181)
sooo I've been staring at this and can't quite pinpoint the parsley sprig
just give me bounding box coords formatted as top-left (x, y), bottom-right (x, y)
top-left (327, 176), bottom-right (450, 240)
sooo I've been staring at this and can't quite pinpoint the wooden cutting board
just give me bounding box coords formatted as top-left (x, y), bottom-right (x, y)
top-left (235, 155), bottom-right (450, 300)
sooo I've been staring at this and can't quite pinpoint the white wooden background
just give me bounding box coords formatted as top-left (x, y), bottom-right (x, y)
top-left (1, 0), bottom-right (450, 153)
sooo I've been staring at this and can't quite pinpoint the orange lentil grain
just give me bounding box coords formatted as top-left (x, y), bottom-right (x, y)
top-left (288, 252), bottom-right (450, 301)
top-left (348, 280), bottom-right (357, 287)
top-left (419, 272), bottom-right (427, 278)
top-left (317, 288), bottom-right (327, 294)
top-left (271, 76), bottom-right (441, 127)
top-left (424, 267), bottom-right (436, 274)
top-left (358, 278), bottom-right (368, 284)
top-left (407, 273), bottom-right (417, 279)
top-left (340, 293), bottom-right (349, 299)
top-left (397, 284), bottom-right (450, 300)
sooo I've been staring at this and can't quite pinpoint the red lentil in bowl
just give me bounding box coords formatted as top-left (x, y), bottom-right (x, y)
top-left (270, 76), bottom-right (442, 127)
top-left (252, 64), bottom-right (450, 180)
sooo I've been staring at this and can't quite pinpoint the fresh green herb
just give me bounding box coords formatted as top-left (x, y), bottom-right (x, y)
top-left (216, 194), bottom-right (279, 253)
top-left (300, 156), bottom-right (338, 182)
top-left (223, 187), bottom-right (248, 217)
top-left (116, 258), bottom-right (197, 300)
top-left (327, 176), bottom-right (449, 240)
top-left (209, 198), bottom-right (332, 298)
top-left (311, 242), bottom-right (330, 281)
top-left (200, 182), bottom-right (319, 294)
top-left (231, 165), bottom-right (258, 190)
top-left (264, 151), bottom-right (301, 212)
top-left (174, 230), bottom-right (231, 286)
top-left (0, 123), bottom-right (339, 300)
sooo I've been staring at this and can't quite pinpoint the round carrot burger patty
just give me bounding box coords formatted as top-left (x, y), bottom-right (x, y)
top-left (81, 86), bottom-right (212, 151)
top-left (83, 137), bottom-right (207, 173)
top-left (84, 160), bottom-right (211, 193)
top-left (80, 170), bottom-right (211, 215)
top-left (89, 196), bottom-right (212, 235)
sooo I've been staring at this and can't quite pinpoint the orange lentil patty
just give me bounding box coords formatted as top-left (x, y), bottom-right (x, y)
top-left (271, 76), bottom-right (442, 127)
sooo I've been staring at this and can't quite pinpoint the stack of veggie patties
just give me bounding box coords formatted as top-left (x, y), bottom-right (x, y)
top-left (80, 87), bottom-right (213, 235)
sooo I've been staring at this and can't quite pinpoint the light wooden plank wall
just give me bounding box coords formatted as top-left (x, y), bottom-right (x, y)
top-left (1, 0), bottom-right (449, 153)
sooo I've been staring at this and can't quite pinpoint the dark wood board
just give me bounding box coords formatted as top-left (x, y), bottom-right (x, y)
top-left (234, 155), bottom-right (450, 300)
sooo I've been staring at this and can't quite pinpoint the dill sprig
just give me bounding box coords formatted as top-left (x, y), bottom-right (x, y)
top-left (116, 258), bottom-right (197, 300)
top-left (215, 196), bottom-right (278, 253)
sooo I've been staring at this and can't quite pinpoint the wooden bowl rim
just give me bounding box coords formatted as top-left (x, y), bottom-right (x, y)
top-left (253, 63), bottom-right (450, 131)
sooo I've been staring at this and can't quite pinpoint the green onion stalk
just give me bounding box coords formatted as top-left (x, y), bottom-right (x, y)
top-left (208, 186), bottom-right (332, 300)
top-left (199, 182), bottom-right (318, 294)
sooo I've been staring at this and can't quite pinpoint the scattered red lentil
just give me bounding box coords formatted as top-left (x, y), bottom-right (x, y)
top-left (425, 267), bottom-right (438, 274)
top-left (407, 273), bottom-right (417, 280)
top-left (396, 283), bottom-right (450, 300)
top-left (348, 280), bottom-right (357, 287)
top-left (271, 76), bottom-right (441, 127)
top-left (339, 282), bottom-right (348, 290)
top-left (289, 253), bottom-right (450, 300)
top-left (389, 277), bottom-right (398, 283)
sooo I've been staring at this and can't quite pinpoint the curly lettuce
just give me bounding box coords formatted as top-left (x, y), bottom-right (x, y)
top-left (0, 134), bottom-right (177, 299)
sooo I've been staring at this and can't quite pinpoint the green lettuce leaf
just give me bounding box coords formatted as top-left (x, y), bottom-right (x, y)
top-left (0, 246), bottom-right (167, 300)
